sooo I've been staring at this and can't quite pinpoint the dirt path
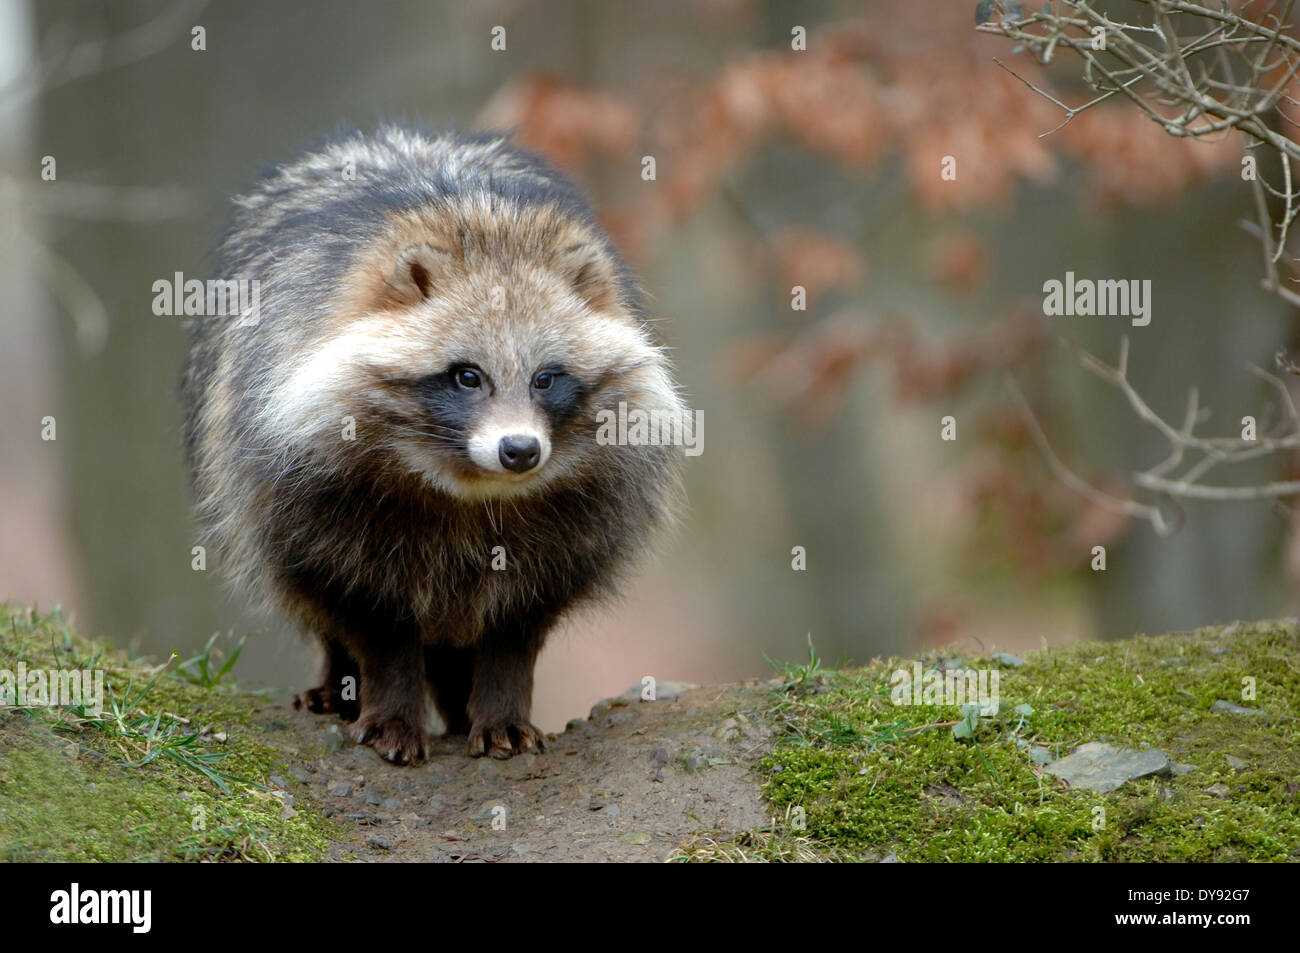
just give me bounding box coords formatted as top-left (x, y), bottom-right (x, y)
top-left (259, 681), bottom-right (776, 862)
top-left (7, 608), bottom-right (1299, 862)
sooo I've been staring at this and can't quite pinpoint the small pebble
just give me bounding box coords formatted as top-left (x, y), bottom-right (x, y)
top-left (1212, 700), bottom-right (1268, 718)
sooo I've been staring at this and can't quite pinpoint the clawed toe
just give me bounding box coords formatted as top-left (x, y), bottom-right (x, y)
top-left (467, 719), bottom-right (547, 759)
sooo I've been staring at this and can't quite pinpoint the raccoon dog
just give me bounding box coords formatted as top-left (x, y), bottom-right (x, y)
top-left (183, 126), bottom-right (684, 762)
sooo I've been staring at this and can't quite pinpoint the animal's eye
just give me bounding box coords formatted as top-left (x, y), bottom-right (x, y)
top-left (455, 367), bottom-right (482, 389)
top-left (532, 371), bottom-right (554, 390)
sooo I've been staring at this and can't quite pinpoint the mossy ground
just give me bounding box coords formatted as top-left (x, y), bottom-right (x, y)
top-left (0, 604), bottom-right (336, 861)
top-left (5, 603), bottom-right (1298, 863)
top-left (738, 621), bottom-right (1300, 862)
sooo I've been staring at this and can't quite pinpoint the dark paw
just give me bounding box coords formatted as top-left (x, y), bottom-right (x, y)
top-left (467, 719), bottom-right (547, 759)
top-left (350, 711), bottom-right (428, 765)
top-left (292, 685), bottom-right (359, 721)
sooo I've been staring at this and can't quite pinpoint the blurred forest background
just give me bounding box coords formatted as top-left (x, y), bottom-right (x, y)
top-left (1, 0), bottom-right (1297, 730)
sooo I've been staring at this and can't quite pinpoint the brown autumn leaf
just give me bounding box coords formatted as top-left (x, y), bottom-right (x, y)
top-left (771, 227), bottom-right (864, 310)
top-left (476, 74), bottom-right (639, 171)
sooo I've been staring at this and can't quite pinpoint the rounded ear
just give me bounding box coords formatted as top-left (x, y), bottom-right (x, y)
top-left (553, 239), bottom-right (621, 313)
top-left (384, 243), bottom-right (455, 307)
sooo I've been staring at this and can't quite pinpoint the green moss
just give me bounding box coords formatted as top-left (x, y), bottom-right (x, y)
top-left (758, 621), bottom-right (1300, 862)
top-left (0, 604), bottom-right (336, 862)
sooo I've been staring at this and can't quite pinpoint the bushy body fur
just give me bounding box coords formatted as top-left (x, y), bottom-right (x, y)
top-left (183, 126), bottom-right (683, 761)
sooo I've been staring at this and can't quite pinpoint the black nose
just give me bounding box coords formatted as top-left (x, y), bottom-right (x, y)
top-left (498, 434), bottom-right (541, 473)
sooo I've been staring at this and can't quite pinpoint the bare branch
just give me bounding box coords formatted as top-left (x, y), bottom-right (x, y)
top-left (980, 0), bottom-right (1300, 304)
top-left (1006, 373), bottom-right (1178, 535)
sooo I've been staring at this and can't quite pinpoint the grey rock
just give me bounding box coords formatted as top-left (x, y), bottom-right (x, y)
top-left (714, 715), bottom-right (750, 742)
top-left (365, 790), bottom-right (383, 805)
top-left (328, 781), bottom-right (351, 797)
top-left (618, 680), bottom-right (699, 703)
top-left (1225, 755), bottom-right (1247, 772)
top-left (648, 747), bottom-right (671, 782)
top-left (1042, 742), bottom-right (1171, 793)
top-left (1205, 783), bottom-right (1230, 798)
top-left (471, 804), bottom-right (505, 824)
top-left (1212, 700), bottom-right (1267, 718)
top-left (596, 804), bottom-right (621, 820)
top-left (323, 728), bottom-right (346, 752)
top-left (353, 745), bottom-right (387, 766)
top-left (992, 653), bottom-right (1026, 668)
top-left (677, 748), bottom-right (707, 773)
top-left (923, 784), bottom-right (966, 806)
top-left (365, 837), bottom-right (393, 850)
top-left (290, 766), bottom-right (314, 783)
top-left (1028, 746), bottom-right (1054, 766)
top-left (1169, 762), bottom-right (1196, 777)
top-left (654, 680), bottom-right (698, 701)
top-left (269, 775), bottom-right (288, 789)
top-left (879, 852), bottom-right (900, 863)
top-left (382, 798), bottom-right (402, 812)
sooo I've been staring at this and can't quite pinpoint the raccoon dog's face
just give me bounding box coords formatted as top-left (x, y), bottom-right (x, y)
top-left (270, 203), bottom-right (678, 501)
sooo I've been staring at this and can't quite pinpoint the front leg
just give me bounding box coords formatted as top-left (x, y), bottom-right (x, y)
top-left (349, 625), bottom-right (429, 765)
top-left (466, 609), bottom-right (552, 758)
top-left (293, 635), bottom-right (361, 721)
top-left (286, 572), bottom-right (430, 765)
